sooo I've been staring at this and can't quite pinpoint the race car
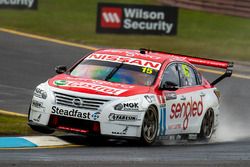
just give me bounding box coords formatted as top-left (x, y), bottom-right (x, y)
top-left (28, 48), bottom-right (233, 145)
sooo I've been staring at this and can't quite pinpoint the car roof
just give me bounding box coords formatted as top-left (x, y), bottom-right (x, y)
top-left (94, 49), bottom-right (190, 65)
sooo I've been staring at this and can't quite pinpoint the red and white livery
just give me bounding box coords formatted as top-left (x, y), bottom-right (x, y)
top-left (28, 49), bottom-right (233, 145)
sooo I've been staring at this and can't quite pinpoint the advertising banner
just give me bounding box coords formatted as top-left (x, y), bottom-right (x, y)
top-left (96, 3), bottom-right (178, 35)
top-left (0, 0), bottom-right (38, 9)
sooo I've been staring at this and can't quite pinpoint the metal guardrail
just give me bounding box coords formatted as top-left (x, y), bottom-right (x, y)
top-left (159, 0), bottom-right (250, 18)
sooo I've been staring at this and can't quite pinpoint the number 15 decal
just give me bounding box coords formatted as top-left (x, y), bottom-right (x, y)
top-left (142, 67), bottom-right (153, 74)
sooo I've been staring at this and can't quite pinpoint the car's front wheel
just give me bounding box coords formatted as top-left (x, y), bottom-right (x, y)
top-left (140, 106), bottom-right (158, 145)
top-left (198, 109), bottom-right (214, 141)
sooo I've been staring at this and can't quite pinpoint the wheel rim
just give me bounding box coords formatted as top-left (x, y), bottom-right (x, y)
top-left (202, 110), bottom-right (214, 138)
top-left (142, 107), bottom-right (157, 142)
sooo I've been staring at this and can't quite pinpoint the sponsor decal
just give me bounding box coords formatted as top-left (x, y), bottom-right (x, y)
top-left (123, 103), bottom-right (139, 110)
top-left (159, 107), bottom-right (167, 136)
top-left (109, 113), bottom-right (139, 121)
top-left (54, 80), bottom-right (67, 86)
top-left (112, 126), bottom-right (128, 135)
top-left (101, 7), bottom-right (122, 28)
top-left (72, 98), bottom-right (82, 107)
top-left (92, 112), bottom-right (101, 120)
top-left (164, 92), bottom-right (177, 100)
top-left (58, 126), bottom-right (88, 133)
top-left (157, 95), bottom-right (166, 107)
top-left (51, 106), bottom-right (90, 119)
top-left (100, 49), bottom-right (161, 60)
top-left (181, 64), bottom-right (190, 78)
top-left (34, 88), bottom-right (47, 99)
top-left (114, 102), bottom-right (139, 111)
top-left (86, 54), bottom-right (161, 70)
top-left (53, 80), bottom-right (127, 95)
top-left (32, 100), bottom-right (44, 108)
top-left (33, 114), bottom-right (41, 122)
top-left (64, 77), bottom-right (135, 89)
top-left (170, 97), bottom-right (203, 130)
top-left (144, 95), bottom-right (155, 103)
top-left (0, 0), bottom-right (38, 9)
top-left (96, 3), bottom-right (178, 35)
top-left (168, 124), bottom-right (181, 130)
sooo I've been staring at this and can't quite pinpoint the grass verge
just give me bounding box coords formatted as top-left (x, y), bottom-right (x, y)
top-left (0, 114), bottom-right (37, 136)
top-left (0, 0), bottom-right (250, 61)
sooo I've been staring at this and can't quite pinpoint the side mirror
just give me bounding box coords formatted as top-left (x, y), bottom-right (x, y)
top-left (55, 65), bottom-right (67, 74)
top-left (160, 81), bottom-right (179, 91)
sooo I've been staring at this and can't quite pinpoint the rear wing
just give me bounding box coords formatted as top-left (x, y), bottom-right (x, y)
top-left (184, 55), bottom-right (233, 86)
top-left (139, 49), bottom-right (234, 86)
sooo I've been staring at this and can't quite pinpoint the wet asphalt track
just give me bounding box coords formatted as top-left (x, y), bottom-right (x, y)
top-left (1, 31), bottom-right (250, 166)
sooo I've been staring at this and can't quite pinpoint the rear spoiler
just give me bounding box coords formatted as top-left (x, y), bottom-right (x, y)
top-left (139, 49), bottom-right (234, 86)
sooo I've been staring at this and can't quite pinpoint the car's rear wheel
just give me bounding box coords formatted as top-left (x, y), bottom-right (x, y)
top-left (198, 109), bottom-right (214, 140)
top-left (140, 106), bottom-right (158, 145)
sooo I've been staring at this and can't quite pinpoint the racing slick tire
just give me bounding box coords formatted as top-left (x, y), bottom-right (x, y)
top-left (140, 106), bottom-right (158, 145)
top-left (198, 109), bottom-right (214, 141)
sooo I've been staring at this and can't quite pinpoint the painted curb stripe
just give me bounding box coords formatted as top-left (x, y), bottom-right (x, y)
top-left (0, 109), bottom-right (27, 117)
top-left (0, 137), bottom-right (37, 148)
top-left (0, 144), bottom-right (82, 150)
top-left (0, 28), bottom-right (98, 51)
top-left (22, 136), bottom-right (71, 146)
top-left (0, 136), bottom-right (79, 149)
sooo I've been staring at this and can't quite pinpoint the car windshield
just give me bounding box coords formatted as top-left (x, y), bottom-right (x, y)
top-left (70, 59), bottom-right (159, 86)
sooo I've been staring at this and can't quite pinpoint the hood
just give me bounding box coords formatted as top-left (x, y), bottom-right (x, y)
top-left (48, 74), bottom-right (150, 97)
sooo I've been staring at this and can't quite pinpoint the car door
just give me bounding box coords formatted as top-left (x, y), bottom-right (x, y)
top-left (159, 63), bottom-right (186, 136)
top-left (159, 62), bottom-right (204, 136)
top-left (176, 63), bottom-right (204, 134)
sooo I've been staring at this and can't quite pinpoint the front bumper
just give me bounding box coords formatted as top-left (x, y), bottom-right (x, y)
top-left (29, 111), bottom-right (143, 138)
top-left (29, 83), bottom-right (148, 138)
top-left (29, 100), bottom-right (145, 138)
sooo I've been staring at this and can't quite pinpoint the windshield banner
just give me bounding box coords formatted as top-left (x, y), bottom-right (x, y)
top-left (86, 54), bottom-right (161, 70)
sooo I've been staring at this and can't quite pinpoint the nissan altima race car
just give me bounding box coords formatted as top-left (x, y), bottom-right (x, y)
top-left (28, 48), bottom-right (233, 145)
